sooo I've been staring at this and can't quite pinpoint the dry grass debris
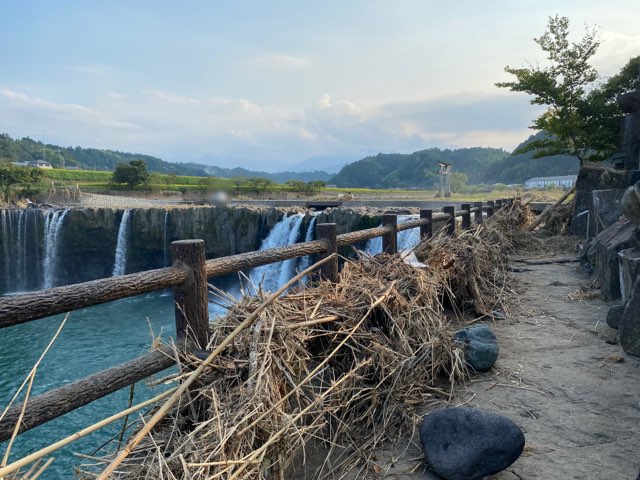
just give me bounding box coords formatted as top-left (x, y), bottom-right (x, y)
top-left (83, 200), bottom-right (540, 480)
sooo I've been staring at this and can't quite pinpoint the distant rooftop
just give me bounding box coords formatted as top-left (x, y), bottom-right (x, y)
top-left (525, 175), bottom-right (577, 182)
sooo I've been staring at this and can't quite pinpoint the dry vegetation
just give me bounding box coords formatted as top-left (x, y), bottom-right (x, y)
top-left (6, 199), bottom-right (565, 480)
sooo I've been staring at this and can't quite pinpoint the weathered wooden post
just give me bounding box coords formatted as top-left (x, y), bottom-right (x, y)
top-left (473, 201), bottom-right (483, 224)
top-left (420, 209), bottom-right (433, 238)
top-left (486, 200), bottom-right (495, 218)
top-left (443, 206), bottom-right (456, 236)
top-left (461, 203), bottom-right (471, 230)
top-left (172, 239), bottom-right (210, 349)
top-left (495, 199), bottom-right (503, 211)
top-left (382, 213), bottom-right (398, 254)
top-left (316, 223), bottom-right (338, 282)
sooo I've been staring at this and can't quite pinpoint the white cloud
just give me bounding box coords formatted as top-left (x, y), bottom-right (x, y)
top-left (594, 31), bottom-right (640, 76)
top-left (0, 87), bottom-right (534, 170)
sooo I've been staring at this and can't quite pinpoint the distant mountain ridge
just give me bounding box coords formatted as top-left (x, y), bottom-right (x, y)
top-left (330, 147), bottom-right (511, 188)
top-left (329, 133), bottom-right (581, 188)
top-left (1, 132), bottom-right (580, 187)
top-left (0, 133), bottom-right (332, 182)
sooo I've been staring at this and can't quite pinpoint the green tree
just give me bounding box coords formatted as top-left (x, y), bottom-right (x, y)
top-left (450, 172), bottom-right (468, 193)
top-left (0, 162), bottom-right (42, 202)
top-left (305, 180), bottom-right (326, 194)
top-left (285, 179), bottom-right (306, 192)
top-left (247, 177), bottom-right (275, 194)
top-left (111, 160), bottom-right (149, 188)
top-left (496, 15), bottom-right (602, 165)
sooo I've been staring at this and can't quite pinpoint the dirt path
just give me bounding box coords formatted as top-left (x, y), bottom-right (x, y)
top-left (376, 258), bottom-right (640, 480)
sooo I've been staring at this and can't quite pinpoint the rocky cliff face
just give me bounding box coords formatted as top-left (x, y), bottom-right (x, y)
top-left (57, 206), bottom-right (290, 284)
top-left (0, 204), bottom-right (391, 293)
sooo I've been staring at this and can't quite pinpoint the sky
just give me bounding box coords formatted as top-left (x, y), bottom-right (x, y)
top-left (1, 1), bottom-right (639, 172)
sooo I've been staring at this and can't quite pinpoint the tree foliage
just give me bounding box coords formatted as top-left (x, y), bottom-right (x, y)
top-left (496, 15), bottom-right (639, 165)
top-left (111, 160), bottom-right (149, 188)
top-left (0, 161), bottom-right (43, 202)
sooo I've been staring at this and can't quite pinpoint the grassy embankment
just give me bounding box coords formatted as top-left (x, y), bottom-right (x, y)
top-left (41, 168), bottom-right (565, 201)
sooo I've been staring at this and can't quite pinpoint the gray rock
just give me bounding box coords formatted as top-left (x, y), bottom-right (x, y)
top-left (621, 182), bottom-right (640, 226)
top-left (620, 276), bottom-right (640, 357)
top-left (606, 304), bottom-right (625, 329)
top-left (618, 248), bottom-right (640, 301)
top-left (594, 220), bottom-right (638, 301)
top-left (420, 407), bottom-right (525, 480)
top-left (454, 324), bottom-right (499, 371)
top-left (570, 165), bottom-right (630, 237)
top-left (592, 189), bottom-right (626, 233)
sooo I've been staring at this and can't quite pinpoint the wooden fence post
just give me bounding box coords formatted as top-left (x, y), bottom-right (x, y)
top-left (495, 199), bottom-right (503, 211)
top-left (172, 240), bottom-right (210, 349)
top-left (473, 201), bottom-right (483, 224)
top-left (461, 203), bottom-right (471, 229)
top-left (316, 223), bottom-right (338, 282)
top-left (443, 206), bottom-right (456, 236)
top-left (486, 200), bottom-right (495, 218)
top-left (382, 214), bottom-right (398, 254)
top-left (420, 209), bottom-right (433, 238)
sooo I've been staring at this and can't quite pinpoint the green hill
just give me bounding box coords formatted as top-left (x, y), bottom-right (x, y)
top-left (0, 134), bottom-right (331, 182)
top-left (330, 147), bottom-right (510, 189)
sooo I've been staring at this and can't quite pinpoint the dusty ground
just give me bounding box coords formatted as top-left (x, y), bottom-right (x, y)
top-left (367, 257), bottom-right (640, 480)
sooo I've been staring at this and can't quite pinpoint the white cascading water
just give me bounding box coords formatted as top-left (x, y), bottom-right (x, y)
top-left (163, 210), bottom-right (170, 266)
top-left (250, 213), bottom-right (305, 292)
top-left (296, 214), bottom-right (318, 276)
top-left (1, 210), bottom-right (10, 290)
top-left (365, 215), bottom-right (421, 255)
top-left (42, 209), bottom-right (69, 289)
top-left (112, 210), bottom-right (131, 276)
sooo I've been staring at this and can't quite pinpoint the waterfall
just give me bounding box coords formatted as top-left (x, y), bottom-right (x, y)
top-left (365, 215), bottom-right (421, 255)
top-left (112, 210), bottom-right (132, 276)
top-left (42, 209), bottom-right (69, 289)
top-left (250, 213), bottom-right (305, 292)
top-left (296, 215), bottom-right (318, 275)
top-left (1, 210), bottom-right (10, 290)
top-left (163, 210), bottom-right (170, 267)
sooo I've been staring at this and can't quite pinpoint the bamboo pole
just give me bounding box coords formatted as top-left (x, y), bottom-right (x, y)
top-left (0, 388), bottom-right (176, 478)
top-left (526, 186), bottom-right (576, 232)
top-left (96, 254), bottom-right (337, 480)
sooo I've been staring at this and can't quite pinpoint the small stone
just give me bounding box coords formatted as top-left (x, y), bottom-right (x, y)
top-left (420, 407), bottom-right (525, 480)
top-left (454, 324), bottom-right (499, 371)
top-left (606, 304), bottom-right (625, 329)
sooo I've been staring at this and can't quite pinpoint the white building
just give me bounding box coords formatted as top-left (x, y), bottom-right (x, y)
top-left (524, 175), bottom-right (577, 189)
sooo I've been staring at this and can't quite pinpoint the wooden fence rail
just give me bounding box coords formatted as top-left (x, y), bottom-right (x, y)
top-left (0, 199), bottom-right (511, 443)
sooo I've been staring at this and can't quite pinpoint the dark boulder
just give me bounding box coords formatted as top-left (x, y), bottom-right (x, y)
top-left (420, 407), bottom-right (525, 480)
top-left (454, 324), bottom-right (499, 371)
top-left (606, 304), bottom-right (625, 330)
top-left (620, 276), bottom-right (640, 357)
top-left (621, 182), bottom-right (640, 226)
top-left (594, 220), bottom-right (638, 300)
top-left (592, 189), bottom-right (626, 232)
top-left (570, 164), bottom-right (630, 236)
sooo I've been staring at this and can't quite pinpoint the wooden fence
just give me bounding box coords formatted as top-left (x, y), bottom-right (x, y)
top-left (0, 199), bottom-right (513, 443)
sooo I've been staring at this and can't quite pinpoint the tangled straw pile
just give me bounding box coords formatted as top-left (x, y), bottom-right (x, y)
top-left (413, 199), bottom-right (533, 316)
top-left (88, 201), bottom-right (534, 480)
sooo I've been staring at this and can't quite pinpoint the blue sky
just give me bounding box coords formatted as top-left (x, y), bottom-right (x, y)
top-left (1, 1), bottom-right (639, 171)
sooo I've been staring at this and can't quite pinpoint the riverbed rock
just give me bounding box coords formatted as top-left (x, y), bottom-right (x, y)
top-left (570, 164), bottom-right (630, 236)
top-left (592, 189), bottom-right (626, 232)
top-left (420, 407), bottom-right (525, 480)
top-left (594, 220), bottom-right (638, 300)
top-left (619, 276), bottom-right (640, 357)
top-left (621, 182), bottom-right (640, 226)
top-left (606, 304), bottom-right (625, 330)
top-left (454, 324), bottom-right (499, 371)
